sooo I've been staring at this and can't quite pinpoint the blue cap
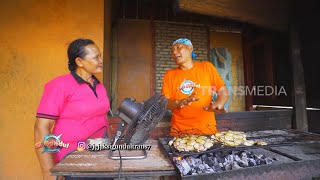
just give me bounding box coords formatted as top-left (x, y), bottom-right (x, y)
top-left (172, 38), bottom-right (197, 59)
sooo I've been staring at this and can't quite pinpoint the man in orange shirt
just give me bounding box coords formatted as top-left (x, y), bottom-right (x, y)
top-left (161, 38), bottom-right (229, 136)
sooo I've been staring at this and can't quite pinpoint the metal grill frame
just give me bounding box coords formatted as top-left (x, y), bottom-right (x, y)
top-left (158, 129), bottom-right (320, 179)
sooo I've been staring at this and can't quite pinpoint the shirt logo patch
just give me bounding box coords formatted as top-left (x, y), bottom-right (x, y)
top-left (179, 79), bottom-right (200, 95)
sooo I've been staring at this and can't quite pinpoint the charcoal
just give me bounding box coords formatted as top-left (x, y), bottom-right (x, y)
top-left (256, 154), bottom-right (264, 159)
top-left (260, 159), bottom-right (267, 165)
top-left (186, 156), bottom-right (196, 167)
top-left (176, 164), bottom-right (187, 176)
top-left (198, 164), bottom-right (206, 173)
top-left (204, 164), bottom-right (210, 169)
top-left (204, 158), bottom-right (215, 167)
top-left (180, 159), bottom-right (191, 175)
top-left (241, 155), bottom-right (249, 166)
top-left (248, 158), bottom-right (256, 166)
top-left (213, 164), bottom-right (221, 171)
top-left (194, 166), bottom-right (201, 173)
top-left (232, 161), bottom-right (242, 170)
top-left (173, 149), bottom-right (275, 176)
top-left (194, 158), bottom-right (202, 166)
top-left (216, 156), bottom-right (226, 163)
top-left (204, 163), bottom-right (214, 173)
top-left (205, 168), bottom-right (215, 173)
top-left (237, 160), bottom-right (246, 167)
top-left (256, 159), bottom-right (261, 165)
top-left (266, 158), bottom-right (274, 164)
top-left (213, 157), bottom-right (219, 166)
top-left (190, 168), bottom-right (197, 174)
top-left (219, 163), bottom-right (224, 168)
top-left (240, 152), bottom-right (248, 159)
top-left (242, 159), bottom-right (249, 167)
top-left (201, 154), bottom-right (208, 161)
top-left (238, 151), bottom-right (246, 156)
top-left (247, 151), bottom-right (254, 158)
top-left (227, 155), bottom-right (234, 163)
top-left (234, 155), bottom-right (241, 162)
top-left (216, 151), bottom-right (229, 158)
top-left (225, 163), bottom-right (232, 170)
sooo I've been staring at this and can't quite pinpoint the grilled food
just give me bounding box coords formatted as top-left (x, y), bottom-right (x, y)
top-left (168, 135), bottom-right (215, 152)
top-left (168, 130), bottom-right (266, 151)
top-left (216, 130), bottom-right (250, 147)
top-left (256, 141), bottom-right (268, 146)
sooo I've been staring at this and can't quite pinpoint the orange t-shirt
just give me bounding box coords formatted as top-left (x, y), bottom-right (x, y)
top-left (161, 61), bottom-right (225, 136)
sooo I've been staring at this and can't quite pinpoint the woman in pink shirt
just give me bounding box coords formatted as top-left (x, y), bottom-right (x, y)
top-left (34, 39), bottom-right (110, 180)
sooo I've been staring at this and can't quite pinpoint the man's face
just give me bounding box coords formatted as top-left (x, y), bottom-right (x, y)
top-left (171, 43), bottom-right (193, 65)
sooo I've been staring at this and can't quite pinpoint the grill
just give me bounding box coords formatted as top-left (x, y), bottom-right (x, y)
top-left (159, 129), bottom-right (320, 179)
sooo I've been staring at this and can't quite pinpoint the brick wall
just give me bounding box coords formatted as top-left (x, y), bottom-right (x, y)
top-left (154, 22), bottom-right (209, 93)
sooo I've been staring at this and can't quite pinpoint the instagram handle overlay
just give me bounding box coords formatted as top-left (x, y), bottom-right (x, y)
top-left (77, 141), bottom-right (152, 151)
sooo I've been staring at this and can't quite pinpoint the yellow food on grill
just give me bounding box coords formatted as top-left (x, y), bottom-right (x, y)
top-left (168, 134), bottom-right (215, 152)
top-left (196, 138), bottom-right (205, 144)
top-left (186, 140), bottom-right (196, 146)
top-left (224, 135), bottom-right (234, 141)
top-left (244, 140), bottom-right (255, 146)
top-left (224, 139), bottom-right (242, 146)
top-left (168, 130), bottom-right (262, 150)
top-left (256, 141), bottom-right (268, 146)
top-left (204, 142), bottom-right (214, 149)
top-left (215, 130), bottom-right (250, 147)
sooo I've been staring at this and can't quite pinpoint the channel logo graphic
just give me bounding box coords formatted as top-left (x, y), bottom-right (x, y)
top-left (77, 141), bottom-right (86, 151)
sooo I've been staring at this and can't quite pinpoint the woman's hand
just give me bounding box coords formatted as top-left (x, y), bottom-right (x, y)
top-left (203, 102), bottom-right (226, 114)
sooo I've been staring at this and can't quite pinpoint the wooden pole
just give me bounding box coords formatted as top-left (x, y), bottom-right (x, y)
top-left (289, 1), bottom-right (308, 131)
top-left (242, 26), bottom-right (254, 111)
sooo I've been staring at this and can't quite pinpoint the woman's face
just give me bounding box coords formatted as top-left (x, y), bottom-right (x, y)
top-left (171, 43), bottom-right (193, 65)
top-left (79, 44), bottom-right (103, 74)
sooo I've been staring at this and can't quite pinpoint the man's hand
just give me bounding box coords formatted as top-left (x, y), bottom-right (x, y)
top-left (203, 86), bottom-right (229, 114)
top-left (203, 102), bottom-right (227, 114)
top-left (175, 92), bottom-right (200, 108)
top-left (167, 92), bottom-right (199, 110)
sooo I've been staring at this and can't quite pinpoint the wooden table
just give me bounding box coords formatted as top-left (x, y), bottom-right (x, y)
top-left (51, 140), bottom-right (176, 179)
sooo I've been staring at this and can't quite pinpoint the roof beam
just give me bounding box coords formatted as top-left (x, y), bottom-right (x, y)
top-left (179, 0), bottom-right (288, 31)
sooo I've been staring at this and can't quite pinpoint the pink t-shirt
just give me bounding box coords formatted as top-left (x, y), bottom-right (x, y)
top-left (36, 72), bottom-right (110, 162)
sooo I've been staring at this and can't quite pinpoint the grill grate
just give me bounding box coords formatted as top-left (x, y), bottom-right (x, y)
top-left (159, 129), bottom-right (320, 157)
top-left (158, 129), bottom-right (320, 179)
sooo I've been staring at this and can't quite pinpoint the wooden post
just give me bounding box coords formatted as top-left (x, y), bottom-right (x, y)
top-left (289, 2), bottom-right (308, 131)
top-left (111, 25), bottom-right (118, 113)
top-left (242, 27), bottom-right (254, 111)
top-left (104, 0), bottom-right (112, 103)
